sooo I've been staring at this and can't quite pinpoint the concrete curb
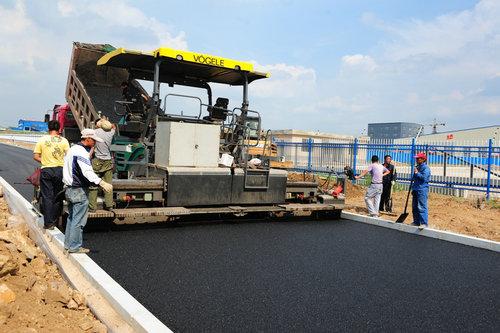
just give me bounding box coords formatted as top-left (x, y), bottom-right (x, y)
top-left (0, 177), bottom-right (172, 333)
top-left (341, 211), bottom-right (500, 253)
top-left (0, 141), bottom-right (35, 150)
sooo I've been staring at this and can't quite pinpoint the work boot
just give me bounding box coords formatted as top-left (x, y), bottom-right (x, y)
top-left (410, 222), bottom-right (419, 227)
top-left (69, 247), bottom-right (90, 254)
top-left (418, 224), bottom-right (427, 230)
top-left (43, 224), bottom-right (55, 230)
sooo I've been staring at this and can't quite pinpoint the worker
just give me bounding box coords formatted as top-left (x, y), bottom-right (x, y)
top-left (89, 117), bottom-right (115, 211)
top-left (121, 80), bottom-right (148, 115)
top-left (379, 155), bottom-right (396, 212)
top-left (63, 129), bottom-right (113, 253)
top-left (33, 120), bottom-right (70, 230)
top-left (411, 153), bottom-right (431, 229)
top-left (355, 155), bottom-right (390, 217)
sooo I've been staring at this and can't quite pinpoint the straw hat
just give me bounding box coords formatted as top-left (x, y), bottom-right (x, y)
top-left (97, 119), bottom-right (113, 131)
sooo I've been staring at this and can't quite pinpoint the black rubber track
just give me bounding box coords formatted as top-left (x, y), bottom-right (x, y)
top-left (1, 144), bottom-right (499, 332)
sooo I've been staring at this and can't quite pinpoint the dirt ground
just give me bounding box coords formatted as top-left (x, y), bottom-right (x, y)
top-left (288, 173), bottom-right (500, 242)
top-left (344, 181), bottom-right (500, 241)
top-left (0, 197), bottom-right (106, 332)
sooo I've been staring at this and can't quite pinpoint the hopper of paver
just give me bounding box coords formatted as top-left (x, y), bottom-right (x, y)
top-left (65, 42), bottom-right (148, 138)
top-left (64, 42), bottom-right (149, 173)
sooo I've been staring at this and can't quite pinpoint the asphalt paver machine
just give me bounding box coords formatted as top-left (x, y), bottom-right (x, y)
top-left (64, 43), bottom-right (345, 224)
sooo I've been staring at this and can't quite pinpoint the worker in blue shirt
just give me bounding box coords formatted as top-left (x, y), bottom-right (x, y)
top-left (411, 153), bottom-right (431, 229)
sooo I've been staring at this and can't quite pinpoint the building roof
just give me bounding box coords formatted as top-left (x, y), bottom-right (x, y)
top-left (272, 129), bottom-right (355, 139)
top-left (368, 122), bottom-right (422, 126)
top-left (419, 124), bottom-right (500, 136)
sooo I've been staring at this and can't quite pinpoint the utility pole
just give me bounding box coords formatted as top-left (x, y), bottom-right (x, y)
top-left (429, 118), bottom-right (446, 134)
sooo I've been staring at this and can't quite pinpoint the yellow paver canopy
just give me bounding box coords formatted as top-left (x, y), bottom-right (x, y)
top-left (98, 47), bottom-right (269, 85)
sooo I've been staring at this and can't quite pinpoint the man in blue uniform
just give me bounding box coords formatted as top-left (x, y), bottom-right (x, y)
top-left (411, 153), bottom-right (431, 230)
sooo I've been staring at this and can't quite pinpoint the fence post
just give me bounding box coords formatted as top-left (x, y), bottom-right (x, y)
top-left (307, 138), bottom-right (313, 172)
top-left (443, 152), bottom-right (447, 177)
top-left (352, 138), bottom-right (358, 176)
top-left (410, 138), bottom-right (416, 180)
top-left (486, 139), bottom-right (492, 200)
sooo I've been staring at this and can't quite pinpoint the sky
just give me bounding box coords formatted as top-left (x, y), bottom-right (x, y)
top-left (0, 0), bottom-right (499, 135)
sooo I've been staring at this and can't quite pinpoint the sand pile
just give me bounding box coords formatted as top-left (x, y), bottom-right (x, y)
top-left (0, 197), bottom-right (106, 332)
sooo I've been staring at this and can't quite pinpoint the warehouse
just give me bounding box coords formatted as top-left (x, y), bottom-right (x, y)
top-left (416, 125), bottom-right (499, 143)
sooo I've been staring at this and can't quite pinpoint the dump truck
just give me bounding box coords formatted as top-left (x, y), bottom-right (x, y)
top-left (60, 42), bottom-right (345, 224)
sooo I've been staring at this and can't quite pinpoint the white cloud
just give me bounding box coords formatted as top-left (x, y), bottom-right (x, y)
top-left (0, 1), bottom-right (30, 34)
top-left (0, 0), bottom-right (188, 70)
top-left (56, 0), bottom-right (187, 49)
top-left (449, 90), bottom-right (465, 101)
top-left (251, 62), bottom-right (316, 98)
top-left (377, 0), bottom-right (500, 62)
top-left (327, 0), bottom-right (500, 133)
top-left (315, 95), bottom-right (369, 114)
top-left (56, 0), bottom-right (75, 16)
top-left (482, 100), bottom-right (500, 115)
top-left (0, 0), bottom-right (188, 127)
top-left (0, 1), bottom-right (56, 70)
top-left (1, 0), bottom-right (499, 135)
top-left (341, 54), bottom-right (378, 72)
top-left (406, 92), bottom-right (420, 105)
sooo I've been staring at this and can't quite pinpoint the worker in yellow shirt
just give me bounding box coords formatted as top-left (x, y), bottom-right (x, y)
top-left (33, 120), bottom-right (70, 230)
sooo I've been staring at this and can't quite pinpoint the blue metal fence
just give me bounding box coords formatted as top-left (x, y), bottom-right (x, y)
top-left (276, 138), bottom-right (500, 199)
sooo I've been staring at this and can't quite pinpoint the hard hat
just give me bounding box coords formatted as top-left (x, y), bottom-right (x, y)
top-left (414, 152), bottom-right (427, 160)
top-left (81, 129), bottom-right (103, 142)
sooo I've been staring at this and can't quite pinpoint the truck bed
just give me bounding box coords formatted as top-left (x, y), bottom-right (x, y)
top-left (66, 42), bottom-right (143, 129)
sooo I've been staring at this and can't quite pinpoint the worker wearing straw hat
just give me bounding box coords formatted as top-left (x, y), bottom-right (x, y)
top-left (89, 117), bottom-right (116, 211)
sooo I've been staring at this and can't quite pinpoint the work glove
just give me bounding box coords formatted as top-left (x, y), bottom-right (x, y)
top-left (391, 181), bottom-right (395, 186)
top-left (99, 180), bottom-right (113, 193)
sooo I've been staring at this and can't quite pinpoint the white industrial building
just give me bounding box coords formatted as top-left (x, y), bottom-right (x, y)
top-left (416, 125), bottom-right (499, 144)
top-left (272, 129), bottom-right (367, 144)
top-left (271, 129), bottom-right (369, 170)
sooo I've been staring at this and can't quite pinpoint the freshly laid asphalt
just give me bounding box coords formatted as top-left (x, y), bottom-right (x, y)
top-left (1, 143), bottom-right (499, 332)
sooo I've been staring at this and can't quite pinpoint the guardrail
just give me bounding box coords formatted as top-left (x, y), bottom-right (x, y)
top-left (276, 138), bottom-right (500, 199)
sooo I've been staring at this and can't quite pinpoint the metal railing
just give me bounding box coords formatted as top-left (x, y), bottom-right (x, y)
top-left (275, 138), bottom-right (500, 199)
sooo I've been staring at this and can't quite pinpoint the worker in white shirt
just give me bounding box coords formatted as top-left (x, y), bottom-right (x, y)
top-left (62, 129), bottom-right (113, 253)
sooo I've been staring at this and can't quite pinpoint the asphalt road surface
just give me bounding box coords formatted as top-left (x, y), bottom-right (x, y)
top-left (1, 143), bottom-right (499, 332)
top-left (0, 143), bottom-right (39, 200)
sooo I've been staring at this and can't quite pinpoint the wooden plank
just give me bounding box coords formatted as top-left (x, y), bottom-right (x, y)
top-left (248, 146), bottom-right (277, 157)
top-left (270, 160), bottom-right (293, 169)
